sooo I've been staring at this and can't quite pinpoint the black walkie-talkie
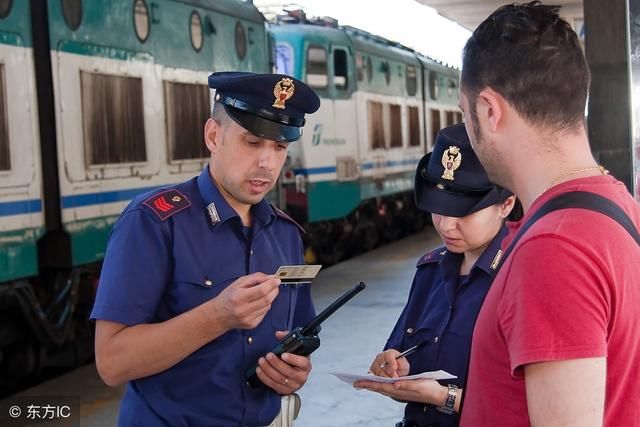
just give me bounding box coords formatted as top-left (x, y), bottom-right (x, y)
top-left (244, 281), bottom-right (366, 388)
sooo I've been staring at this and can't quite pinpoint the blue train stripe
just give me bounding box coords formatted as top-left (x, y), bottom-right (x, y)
top-left (0, 199), bottom-right (42, 217)
top-left (0, 185), bottom-right (165, 217)
top-left (293, 166), bottom-right (337, 175)
top-left (0, 158), bottom-right (421, 216)
top-left (294, 158), bottom-right (420, 175)
top-left (60, 186), bottom-right (164, 209)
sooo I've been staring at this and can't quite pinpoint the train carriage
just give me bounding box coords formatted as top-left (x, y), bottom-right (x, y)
top-left (271, 17), bottom-right (462, 263)
top-left (0, 1), bottom-right (42, 285)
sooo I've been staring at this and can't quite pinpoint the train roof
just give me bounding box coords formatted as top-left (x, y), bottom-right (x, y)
top-left (343, 26), bottom-right (420, 64)
top-left (174, 0), bottom-right (265, 24)
top-left (271, 23), bottom-right (420, 64)
top-left (343, 26), bottom-right (459, 73)
top-left (271, 20), bottom-right (458, 72)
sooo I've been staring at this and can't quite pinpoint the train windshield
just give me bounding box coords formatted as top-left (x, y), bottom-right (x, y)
top-left (275, 42), bottom-right (295, 76)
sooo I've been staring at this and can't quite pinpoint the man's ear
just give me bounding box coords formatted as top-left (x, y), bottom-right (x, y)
top-left (204, 118), bottom-right (220, 153)
top-left (476, 88), bottom-right (506, 133)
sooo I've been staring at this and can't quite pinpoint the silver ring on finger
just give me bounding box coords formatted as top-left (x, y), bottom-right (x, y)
top-left (282, 377), bottom-right (289, 386)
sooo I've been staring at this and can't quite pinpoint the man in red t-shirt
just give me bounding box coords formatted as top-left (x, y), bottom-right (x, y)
top-left (457, 2), bottom-right (640, 426)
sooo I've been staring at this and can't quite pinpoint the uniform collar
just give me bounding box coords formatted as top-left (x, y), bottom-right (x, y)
top-left (473, 225), bottom-right (508, 276)
top-left (196, 166), bottom-right (275, 228)
top-left (439, 224), bottom-right (508, 282)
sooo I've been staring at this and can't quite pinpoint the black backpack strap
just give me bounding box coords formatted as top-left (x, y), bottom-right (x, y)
top-left (497, 191), bottom-right (640, 274)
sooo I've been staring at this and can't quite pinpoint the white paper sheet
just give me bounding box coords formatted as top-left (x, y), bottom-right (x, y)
top-left (330, 370), bottom-right (456, 385)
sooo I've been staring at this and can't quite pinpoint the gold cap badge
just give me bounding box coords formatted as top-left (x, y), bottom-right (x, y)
top-left (441, 146), bottom-right (462, 180)
top-left (273, 78), bottom-right (295, 109)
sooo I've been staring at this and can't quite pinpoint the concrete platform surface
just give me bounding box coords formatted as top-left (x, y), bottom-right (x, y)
top-left (1, 228), bottom-right (441, 427)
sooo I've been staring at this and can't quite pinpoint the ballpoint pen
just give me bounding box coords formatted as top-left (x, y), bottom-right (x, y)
top-left (378, 342), bottom-right (425, 370)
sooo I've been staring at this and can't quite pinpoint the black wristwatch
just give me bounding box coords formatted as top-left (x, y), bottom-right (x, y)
top-left (436, 384), bottom-right (457, 415)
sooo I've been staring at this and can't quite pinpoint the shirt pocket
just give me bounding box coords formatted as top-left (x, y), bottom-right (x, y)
top-left (399, 326), bottom-right (435, 374)
top-left (402, 325), bottom-right (434, 351)
top-left (269, 284), bottom-right (293, 332)
top-left (170, 275), bottom-right (236, 315)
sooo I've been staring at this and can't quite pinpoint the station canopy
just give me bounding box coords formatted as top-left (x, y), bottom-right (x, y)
top-left (414, 0), bottom-right (583, 31)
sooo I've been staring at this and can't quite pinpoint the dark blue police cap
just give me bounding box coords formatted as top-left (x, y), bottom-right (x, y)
top-left (208, 71), bottom-right (320, 143)
top-left (415, 123), bottom-right (512, 217)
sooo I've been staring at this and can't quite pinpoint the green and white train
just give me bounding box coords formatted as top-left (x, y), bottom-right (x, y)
top-left (272, 16), bottom-right (461, 263)
top-left (0, 1), bottom-right (460, 387)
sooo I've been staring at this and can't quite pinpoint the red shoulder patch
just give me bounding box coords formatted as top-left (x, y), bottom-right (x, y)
top-left (272, 205), bottom-right (306, 234)
top-left (143, 189), bottom-right (191, 221)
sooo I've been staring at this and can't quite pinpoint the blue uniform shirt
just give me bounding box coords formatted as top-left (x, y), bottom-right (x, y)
top-left (385, 226), bottom-right (507, 427)
top-left (91, 167), bottom-right (315, 427)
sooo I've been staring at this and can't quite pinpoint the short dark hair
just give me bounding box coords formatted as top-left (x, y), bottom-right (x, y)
top-left (461, 1), bottom-right (589, 132)
top-left (210, 101), bottom-right (227, 124)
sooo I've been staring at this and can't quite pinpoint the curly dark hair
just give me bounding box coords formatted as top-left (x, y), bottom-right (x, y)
top-left (461, 1), bottom-right (589, 133)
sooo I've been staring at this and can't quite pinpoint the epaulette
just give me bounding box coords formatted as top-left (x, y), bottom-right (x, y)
top-left (416, 246), bottom-right (447, 267)
top-left (272, 205), bottom-right (306, 234)
top-left (143, 188), bottom-right (191, 221)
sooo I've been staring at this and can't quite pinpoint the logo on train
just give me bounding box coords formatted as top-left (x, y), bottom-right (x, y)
top-left (312, 123), bottom-right (323, 146)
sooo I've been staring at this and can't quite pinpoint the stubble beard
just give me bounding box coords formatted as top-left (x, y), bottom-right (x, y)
top-left (470, 123), bottom-right (512, 190)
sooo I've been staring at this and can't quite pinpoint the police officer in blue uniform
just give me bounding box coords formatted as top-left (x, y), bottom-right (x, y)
top-left (354, 123), bottom-right (518, 427)
top-left (91, 72), bottom-right (320, 426)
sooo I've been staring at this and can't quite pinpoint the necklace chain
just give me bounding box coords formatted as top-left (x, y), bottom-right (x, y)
top-left (545, 165), bottom-right (608, 192)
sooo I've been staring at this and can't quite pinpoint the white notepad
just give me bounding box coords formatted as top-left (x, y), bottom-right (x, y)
top-left (330, 369), bottom-right (456, 385)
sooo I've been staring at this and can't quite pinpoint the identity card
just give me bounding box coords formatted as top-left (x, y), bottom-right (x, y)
top-left (274, 265), bottom-right (322, 285)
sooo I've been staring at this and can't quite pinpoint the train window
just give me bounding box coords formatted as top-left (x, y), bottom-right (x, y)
top-left (164, 81), bottom-right (209, 161)
top-left (389, 104), bottom-right (402, 148)
top-left (447, 80), bottom-right (456, 97)
top-left (368, 101), bottom-right (385, 150)
top-left (429, 73), bottom-right (439, 100)
top-left (406, 65), bottom-right (417, 96)
top-left (366, 56), bottom-right (372, 82)
top-left (190, 11), bottom-right (203, 52)
top-left (133, 0), bottom-right (150, 42)
top-left (446, 111), bottom-right (455, 126)
top-left (275, 42), bottom-right (294, 75)
top-left (408, 106), bottom-right (420, 147)
top-left (61, 0), bottom-right (82, 31)
top-left (0, 65), bottom-right (9, 171)
top-left (235, 22), bottom-right (247, 60)
top-left (333, 48), bottom-right (348, 90)
top-left (306, 46), bottom-right (328, 88)
top-left (356, 55), bottom-right (364, 82)
top-left (430, 109), bottom-right (441, 149)
top-left (81, 71), bottom-right (147, 165)
top-left (0, 0), bottom-right (12, 19)
top-left (381, 61), bottom-right (391, 85)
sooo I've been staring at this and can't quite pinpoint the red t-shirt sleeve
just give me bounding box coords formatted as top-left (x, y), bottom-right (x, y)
top-left (498, 234), bottom-right (610, 377)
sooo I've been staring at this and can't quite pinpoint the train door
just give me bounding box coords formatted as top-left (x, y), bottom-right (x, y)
top-left (329, 44), bottom-right (358, 181)
top-left (0, 3), bottom-right (43, 283)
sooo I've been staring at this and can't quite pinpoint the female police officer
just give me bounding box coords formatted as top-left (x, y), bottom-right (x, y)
top-left (91, 72), bottom-right (319, 426)
top-left (354, 123), bottom-right (517, 427)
